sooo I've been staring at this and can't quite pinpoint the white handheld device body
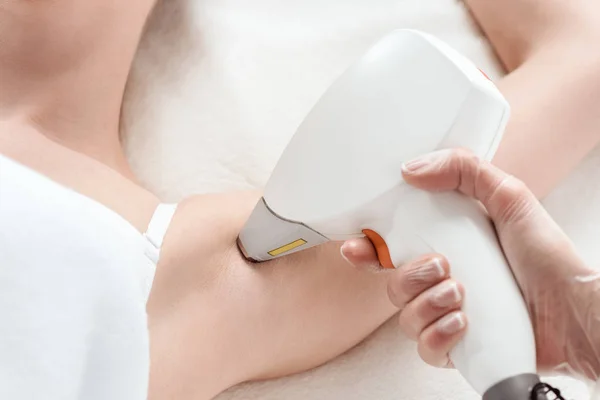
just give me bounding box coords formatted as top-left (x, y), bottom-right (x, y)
top-left (238, 30), bottom-right (542, 399)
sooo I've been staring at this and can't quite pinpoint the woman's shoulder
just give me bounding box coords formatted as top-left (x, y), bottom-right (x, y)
top-left (0, 125), bottom-right (160, 232)
top-left (0, 153), bottom-right (147, 251)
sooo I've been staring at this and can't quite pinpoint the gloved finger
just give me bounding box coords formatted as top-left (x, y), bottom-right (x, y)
top-left (417, 310), bottom-right (467, 368)
top-left (398, 279), bottom-right (464, 340)
top-left (401, 148), bottom-right (541, 229)
top-left (387, 256), bottom-right (449, 309)
top-left (340, 238), bottom-right (380, 271)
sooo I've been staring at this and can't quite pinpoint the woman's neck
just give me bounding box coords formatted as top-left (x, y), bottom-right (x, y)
top-left (0, 1), bottom-right (154, 177)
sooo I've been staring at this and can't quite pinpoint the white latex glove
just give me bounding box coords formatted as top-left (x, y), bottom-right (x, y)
top-left (341, 148), bottom-right (600, 385)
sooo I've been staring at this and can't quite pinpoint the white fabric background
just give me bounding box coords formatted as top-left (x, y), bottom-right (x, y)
top-left (122, 0), bottom-right (600, 398)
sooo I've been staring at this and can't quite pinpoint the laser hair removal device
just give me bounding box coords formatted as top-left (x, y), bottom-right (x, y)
top-left (238, 30), bottom-right (550, 399)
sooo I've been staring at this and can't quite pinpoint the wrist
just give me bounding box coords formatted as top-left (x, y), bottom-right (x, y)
top-left (587, 278), bottom-right (600, 379)
top-left (566, 267), bottom-right (600, 381)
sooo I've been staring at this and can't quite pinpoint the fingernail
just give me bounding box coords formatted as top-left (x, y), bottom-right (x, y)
top-left (402, 152), bottom-right (441, 173)
top-left (402, 160), bottom-right (425, 173)
top-left (401, 156), bottom-right (429, 173)
top-left (340, 242), bottom-right (352, 263)
top-left (340, 240), bottom-right (366, 268)
top-left (430, 281), bottom-right (462, 308)
top-left (407, 258), bottom-right (445, 283)
top-left (340, 239), bottom-right (356, 261)
top-left (437, 312), bottom-right (466, 335)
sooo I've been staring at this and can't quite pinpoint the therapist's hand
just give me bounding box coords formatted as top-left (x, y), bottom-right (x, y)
top-left (341, 149), bottom-right (600, 380)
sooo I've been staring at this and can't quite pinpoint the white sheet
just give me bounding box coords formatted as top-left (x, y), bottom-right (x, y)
top-left (122, 0), bottom-right (598, 398)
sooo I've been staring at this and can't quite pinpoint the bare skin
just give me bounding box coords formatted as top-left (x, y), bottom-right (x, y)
top-left (467, 0), bottom-right (600, 198)
top-left (1, 1), bottom-right (600, 399)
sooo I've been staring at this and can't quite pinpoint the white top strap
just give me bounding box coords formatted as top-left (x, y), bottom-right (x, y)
top-left (143, 203), bottom-right (178, 264)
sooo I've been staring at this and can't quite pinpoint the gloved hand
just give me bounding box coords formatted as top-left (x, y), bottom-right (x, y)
top-left (341, 148), bottom-right (600, 381)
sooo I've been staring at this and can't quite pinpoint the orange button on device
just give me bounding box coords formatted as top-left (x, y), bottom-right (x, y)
top-left (362, 229), bottom-right (395, 269)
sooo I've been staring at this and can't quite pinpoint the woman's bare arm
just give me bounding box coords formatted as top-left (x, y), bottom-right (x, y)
top-left (146, 192), bottom-right (398, 399)
top-left (466, 0), bottom-right (600, 198)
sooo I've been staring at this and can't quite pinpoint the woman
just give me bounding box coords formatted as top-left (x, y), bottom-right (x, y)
top-left (0, 1), bottom-right (599, 399)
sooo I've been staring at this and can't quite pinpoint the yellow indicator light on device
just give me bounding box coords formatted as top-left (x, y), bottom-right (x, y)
top-left (268, 239), bottom-right (307, 256)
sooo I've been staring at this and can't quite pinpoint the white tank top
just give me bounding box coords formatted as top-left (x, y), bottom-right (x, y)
top-left (0, 154), bottom-right (174, 400)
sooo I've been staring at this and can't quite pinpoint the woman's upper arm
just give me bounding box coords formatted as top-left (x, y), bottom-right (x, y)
top-left (465, 0), bottom-right (600, 71)
top-left (146, 191), bottom-right (396, 398)
top-left (464, 0), bottom-right (600, 198)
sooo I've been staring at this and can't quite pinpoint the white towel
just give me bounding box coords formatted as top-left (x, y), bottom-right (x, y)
top-left (122, 0), bottom-right (598, 397)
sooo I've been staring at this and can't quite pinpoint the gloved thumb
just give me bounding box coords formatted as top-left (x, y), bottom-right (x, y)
top-left (401, 148), bottom-right (541, 231)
